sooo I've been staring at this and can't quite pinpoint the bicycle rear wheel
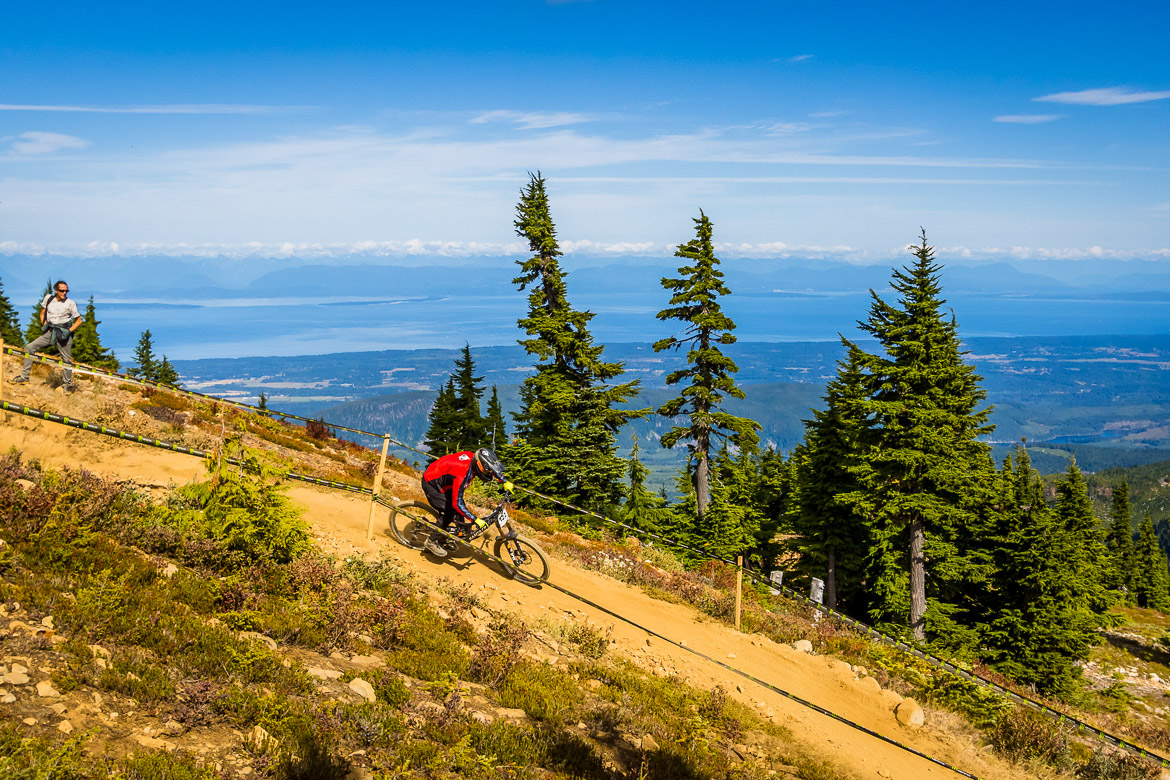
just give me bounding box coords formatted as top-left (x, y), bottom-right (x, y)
top-left (494, 534), bottom-right (550, 586)
top-left (389, 500), bottom-right (439, 550)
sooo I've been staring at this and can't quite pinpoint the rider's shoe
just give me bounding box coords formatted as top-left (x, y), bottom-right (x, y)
top-left (424, 536), bottom-right (449, 558)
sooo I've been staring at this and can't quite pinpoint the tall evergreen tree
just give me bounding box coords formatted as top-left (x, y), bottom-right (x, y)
top-left (450, 343), bottom-right (486, 450)
top-left (155, 355), bottom-right (180, 386)
top-left (508, 172), bottom-right (644, 509)
top-left (0, 277), bottom-right (23, 346)
top-left (71, 296), bottom-right (119, 370)
top-left (1104, 480), bottom-right (1137, 598)
top-left (484, 386), bottom-right (507, 449)
top-left (621, 435), bottom-right (672, 535)
top-left (853, 230), bottom-right (995, 640)
top-left (128, 330), bottom-right (158, 380)
top-left (654, 209), bottom-right (759, 553)
top-left (789, 342), bottom-right (873, 611)
top-left (983, 450), bottom-right (1096, 698)
top-left (424, 378), bottom-right (458, 455)
top-left (1134, 511), bottom-right (1170, 611)
top-left (1054, 463), bottom-right (1114, 619)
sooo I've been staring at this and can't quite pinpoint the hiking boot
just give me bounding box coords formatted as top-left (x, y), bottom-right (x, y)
top-left (424, 536), bottom-right (449, 558)
top-left (8, 376), bottom-right (28, 384)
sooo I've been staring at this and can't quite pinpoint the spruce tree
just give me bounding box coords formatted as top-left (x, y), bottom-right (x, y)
top-left (853, 230), bottom-right (995, 640)
top-left (508, 172), bottom-right (644, 509)
top-left (155, 356), bottom-right (180, 386)
top-left (621, 435), bottom-right (671, 535)
top-left (258, 392), bottom-right (268, 411)
top-left (0, 277), bottom-right (23, 346)
top-left (1134, 511), bottom-right (1170, 610)
top-left (789, 342), bottom-right (873, 611)
top-left (1104, 481), bottom-right (1137, 599)
top-left (128, 330), bottom-right (157, 380)
top-left (984, 450), bottom-right (1095, 698)
top-left (485, 386), bottom-right (507, 449)
top-left (654, 210), bottom-right (759, 530)
top-left (451, 343), bottom-right (486, 450)
top-left (424, 378), bottom-right (458, 455)
top-left (71, 296), bottom-right (120, 370)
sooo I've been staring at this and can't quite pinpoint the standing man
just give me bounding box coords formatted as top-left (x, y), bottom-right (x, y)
top-left (9, 280), bottom-right (82, 392)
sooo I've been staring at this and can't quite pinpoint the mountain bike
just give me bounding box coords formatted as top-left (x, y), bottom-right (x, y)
top-left (388, 496), bottom-right (550, 586)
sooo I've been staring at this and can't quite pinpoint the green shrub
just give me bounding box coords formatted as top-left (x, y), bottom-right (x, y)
top-left (119, 750), bottom-right (219, 780)
top-left (469, 617), bottom-right (529, 687)
top-left (497, 661), bottom-right (579, 726)
top-left (989, 707), bottom-right (1072, 766)
top-left (1075, 750), bottom-right (1160, 780)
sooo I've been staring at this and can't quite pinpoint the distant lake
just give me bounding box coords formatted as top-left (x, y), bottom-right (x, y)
top-left (94, 290), bottom-right (1170, 361)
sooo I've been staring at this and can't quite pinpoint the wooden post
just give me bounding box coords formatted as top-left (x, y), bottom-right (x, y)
top-left (366, 436), bottom-right (391, 541)
top-left (0, 338), bottom-right (5, 422)
top-left (735, 555), bottom-right (743, 631)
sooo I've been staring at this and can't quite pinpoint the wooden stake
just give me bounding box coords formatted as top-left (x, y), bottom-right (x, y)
top-left (735, 555), bottom-right (743, 631)
top-left (366, 436), bottom-right (391, 541)
top-left (0, 338), bottom-right (6, 422)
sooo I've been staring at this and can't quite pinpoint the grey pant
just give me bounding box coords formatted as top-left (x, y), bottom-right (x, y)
top-left (21, 332), bottom-right (73, 386)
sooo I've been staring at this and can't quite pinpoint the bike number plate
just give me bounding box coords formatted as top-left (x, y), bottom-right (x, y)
top-left (496, 509), bottom-right (509, 528)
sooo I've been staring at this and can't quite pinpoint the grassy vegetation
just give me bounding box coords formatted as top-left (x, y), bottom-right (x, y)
top-left (0, 452), bottom-right (854, 779)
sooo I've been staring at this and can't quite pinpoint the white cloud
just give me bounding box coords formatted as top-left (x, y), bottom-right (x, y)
top-left (809, 110), bottom-right (848, 118)
top-left (0, 103), bottom-right (303, 114)
top-left (787, 54), bottom-right (814, 63)
top-left (471, 110), bottom-right (594, 129)
top-left (765, 122), bottom-right (814, 135)
top-left (994, 114), bottom-right (1063, 124)
top-left (11, 131), bottom-right (89, 155)
top-left (1034, 87), bottom-right (1170, 106)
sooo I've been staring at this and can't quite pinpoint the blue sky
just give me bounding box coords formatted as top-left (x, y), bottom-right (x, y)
top-left (2, 0), bottom-right (1168, 262)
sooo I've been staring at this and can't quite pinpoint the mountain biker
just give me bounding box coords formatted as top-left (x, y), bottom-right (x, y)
top-left (421, 448), bottom-right (507, 557)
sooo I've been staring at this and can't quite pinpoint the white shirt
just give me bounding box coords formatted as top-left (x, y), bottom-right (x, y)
top-left (42, 294), bottom-right (81, 326)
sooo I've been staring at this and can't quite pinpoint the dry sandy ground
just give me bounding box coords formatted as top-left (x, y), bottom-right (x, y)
top-left (0, 370), bottom-right (1039, 780)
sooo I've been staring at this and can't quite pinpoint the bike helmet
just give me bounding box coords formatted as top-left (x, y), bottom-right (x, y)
top-left (472, 448), bottom-right (506, 483)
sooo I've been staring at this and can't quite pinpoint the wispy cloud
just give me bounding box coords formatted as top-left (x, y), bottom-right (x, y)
top-left (1034, 87), bottom-right (1170, 106)
top-left (809, 110), bottom-right (848, 118)
top-left (995, 114), bottom-right (1063, 124)
top-left (787, 54), bottom-right (814, 63)
top-left (0, 103), bottom-right (304, 114)
top-left (470, 110), bottom-right (595, 129)
top-left (10, 131), bottom-right (89, 155)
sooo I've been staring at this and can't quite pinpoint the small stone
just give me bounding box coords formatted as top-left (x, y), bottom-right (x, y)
top-left (855, 665), bottom-right (867, 677)
top-left (1, 695), bottom-right (14, 704)
top-left (497, 707), bottom-right (528, 720)
top-left (88, 645), bottom-right (111, 659)
top-left (161, 719), bottom-right (185, 737)
top-left (126, 672), bottom-right (140, 681)
top-left (350, 655), bottom-right (384, 668)
top-left (2, 673), bottom-right (29, 686)
top-left (307, 667), bottom-right (343, 680)
top-left (858, 676), bottom-right (881, 691)
top-left (22, 718), bottom-right (36, 726)
top-left (238, 631), bottom-right (277, 651)
top-left (50, 703), bottom-right (66, 715)
top-left (895, 698), bottom-right (925, 730)
top-left (348, 678), bottom-right (376, 703)
top-left (14, 479), bottom-right (35, 491)
top-left (57, 720), bottom-right (73, 734)
top-left (162, 563), bottom-right (179, 578)
top-left (10, 664), bottom-right (28, 675)
top-left (470, 711), bottom-right (494, 725)
top-left (586, 679), bottom-right (603, 689)
top-left (792, 640), bottom-right (813, 653)
top-left (248, 725), bottom-right (272, 750)
top-left (41, 616), bottom-right (54, 629)
top-left (727, 653), bottom-right (736, 659)
top-left (641, 734), bottom-right (660, 751)
top-left (94, 658), bottom-right (107, 670)
top-left (36, 681), bottom-right (60, 697)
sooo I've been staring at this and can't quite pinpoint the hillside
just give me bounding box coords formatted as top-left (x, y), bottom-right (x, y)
top-left (1, 357), bottom-right (1168, 779)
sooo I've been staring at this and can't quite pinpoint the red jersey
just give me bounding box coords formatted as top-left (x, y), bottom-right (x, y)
top-left (422, 451), bottom-right (478, 520)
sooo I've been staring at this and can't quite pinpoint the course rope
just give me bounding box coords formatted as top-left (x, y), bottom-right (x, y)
top-left (4, 348), bottom-right (1167, 770)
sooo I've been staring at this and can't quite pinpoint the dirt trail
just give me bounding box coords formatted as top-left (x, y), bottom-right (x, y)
top-left (0, 382), bottom-right (1033, 780)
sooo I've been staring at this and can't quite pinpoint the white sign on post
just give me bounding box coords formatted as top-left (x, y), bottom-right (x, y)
top-left (769, 570), bottom-right (784, 595)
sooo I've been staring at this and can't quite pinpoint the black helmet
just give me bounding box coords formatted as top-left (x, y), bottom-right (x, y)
top-left (473, 448), bottom-right (505, 482)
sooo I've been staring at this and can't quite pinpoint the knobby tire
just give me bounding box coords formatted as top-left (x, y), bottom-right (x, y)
top-left (389, 500), bottom-right (438, 551)
top-left (494, 535), bottom-right (550, 586)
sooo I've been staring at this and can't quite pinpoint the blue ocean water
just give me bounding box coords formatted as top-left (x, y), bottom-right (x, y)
top-left (93, 290), bottom-right (1170, 362)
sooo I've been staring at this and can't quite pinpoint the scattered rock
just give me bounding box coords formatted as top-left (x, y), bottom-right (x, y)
top-left (57, 720), bottom-right (73, 734)
top-left (470, 711), bottom-right (494, 725)
top-left (350, 655), bottom-right (384, 668)
top-left (161, 719), bottom-right (185, 737)
top-left (348, 678), bottom-right (376, 703)
top-left (727, 653), bottom-right (736, 659)
top-left (22, 718), bottom-right (36, 726)
top-left (2, 695), bottom-right (15, 704)
top-left (307, 667), bottom-right (343, 680)
top-left (238, 631), bottom-right (277, 651)
top-left (858, 676), bottom-right (881, 691)
top-left (162, 564), bottom-right (179, 578)
top-left (248, 725), bottom-right (272, 750)
top-left (10, 664), bottom-right (28, 675)
top-left (496, 707), bottom-right (528, 720)
top-left (792, 640), bottom-right (813, 653)
top-left (2, 672), bottom-right (29, 686)
top-left (879, 689), bottom-right (904, 711)
top-left (88, 645), bottom-right (111, 659)
top-left (895, 698), bottom-right (925, 730)
top-left (49, 703), bottom-right (66, 715)
top-left (641, 734), bottom-right (660, 751)
top-left (40, 616), bottom-right (54, 629)
top-left (36, 681), bottom-right (60, 698)
top-left (14, 479), bottom-right (35, 491)
top-left (586, 679), bottom-right (603, 690)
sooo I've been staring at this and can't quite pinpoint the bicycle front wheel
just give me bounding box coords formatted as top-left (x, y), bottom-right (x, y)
top-left (494, 535), bottom-right (550, 586)
top-left (389, 500), bottom-right (438, 550)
